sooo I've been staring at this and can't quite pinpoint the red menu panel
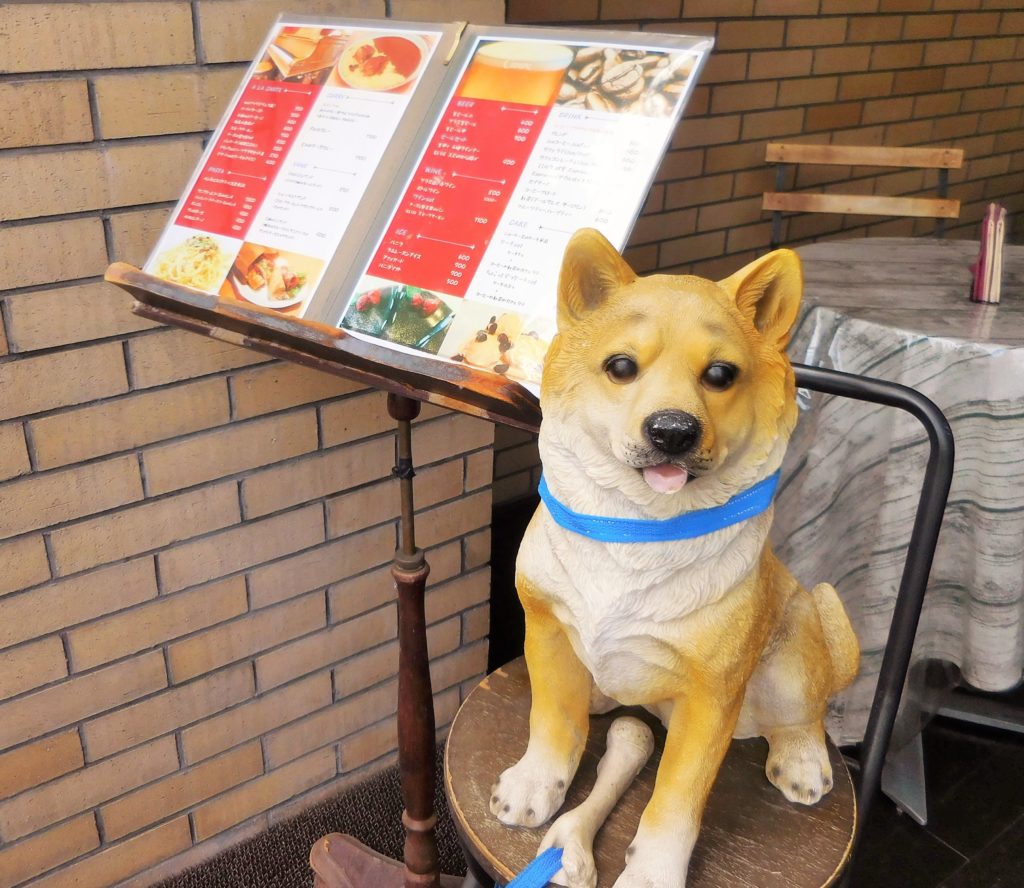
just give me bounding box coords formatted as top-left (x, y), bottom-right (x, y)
top-left (367, 96), bottom-right (549, 297)
top-left (175, 80), bottom-right (317, 239)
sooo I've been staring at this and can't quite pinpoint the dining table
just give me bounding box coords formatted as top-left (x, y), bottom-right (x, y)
top-left (769, 237), bottom-right (1024, 764)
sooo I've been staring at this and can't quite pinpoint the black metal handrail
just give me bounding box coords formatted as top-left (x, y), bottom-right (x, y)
top-left (792, 363), bottom-right (956, 880)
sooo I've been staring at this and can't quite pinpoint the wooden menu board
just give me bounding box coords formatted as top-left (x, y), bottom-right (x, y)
top-left (123, 15), bottom-right (711, 408)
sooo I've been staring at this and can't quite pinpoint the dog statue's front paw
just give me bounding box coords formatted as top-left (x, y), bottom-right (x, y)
top-left (613, 825), bottom-right (691, 888)
top-left (612, 858), bottom-right (684, 888)
top-left (765, 727), bottom-right (834, 805)
top-left (490, 750), bottom-right (571, 828)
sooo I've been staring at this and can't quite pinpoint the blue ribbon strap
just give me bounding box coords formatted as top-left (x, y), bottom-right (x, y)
top-left (504, 846), bottom-right (564, 888)
top-left (538, 471), bottom-right (780, 544)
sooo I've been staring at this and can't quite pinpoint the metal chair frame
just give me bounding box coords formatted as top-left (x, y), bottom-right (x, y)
top-left (791, 364), bottom-right (954, 884)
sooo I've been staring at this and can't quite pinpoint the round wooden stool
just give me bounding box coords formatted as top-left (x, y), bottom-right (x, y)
top-left (445, 658), bottom-right (855, 888)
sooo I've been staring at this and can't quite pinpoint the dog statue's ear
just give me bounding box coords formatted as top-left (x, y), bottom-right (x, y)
top-left (718, 249), bottom-right (803, 349)
top-left (558, 228), bottom-right (637, 331)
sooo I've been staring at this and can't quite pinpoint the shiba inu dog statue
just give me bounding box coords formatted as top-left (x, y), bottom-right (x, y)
top-left (490, 230), bottom-right (859, 888)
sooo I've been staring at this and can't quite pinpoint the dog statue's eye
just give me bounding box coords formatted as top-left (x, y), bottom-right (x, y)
top-left (702, 362), bottom-right (738, 391)
top-left (604, 355), bottom-right (638, 384)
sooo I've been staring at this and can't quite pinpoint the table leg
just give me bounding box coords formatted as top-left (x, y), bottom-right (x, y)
top-left (880, 731), bottom-right (927, 825)
top-left (310, 394), bottom-right (460, 888)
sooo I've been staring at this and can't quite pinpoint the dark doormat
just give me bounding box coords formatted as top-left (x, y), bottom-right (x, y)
top-left (156, 745), bottom-right (467, 887)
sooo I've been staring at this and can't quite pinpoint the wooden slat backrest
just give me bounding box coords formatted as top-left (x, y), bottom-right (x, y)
top-left (763, 142), bottom-right (964, 245)
top-left (765, 143), bottom-right (964, 170)
top-left (763, 192), bottom-right (961, 220)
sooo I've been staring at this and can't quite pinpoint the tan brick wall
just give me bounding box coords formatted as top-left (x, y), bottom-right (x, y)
top-left (2, 2), bottom-right (1021, 882)
top-left (0, 1), bottom-right (503, 886)
top-left (493, 0), bottom-right (1024, 503)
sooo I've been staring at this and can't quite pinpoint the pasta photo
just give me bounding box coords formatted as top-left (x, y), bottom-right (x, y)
top-left (152, 234), bottom-right (234, 292)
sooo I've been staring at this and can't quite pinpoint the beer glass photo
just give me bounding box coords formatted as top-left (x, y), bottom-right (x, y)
top-left (458, 40), bottom-right (574, 106)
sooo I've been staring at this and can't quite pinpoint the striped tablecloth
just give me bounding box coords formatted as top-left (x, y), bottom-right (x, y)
top-left (772, 237), bottom-right (1024, 744)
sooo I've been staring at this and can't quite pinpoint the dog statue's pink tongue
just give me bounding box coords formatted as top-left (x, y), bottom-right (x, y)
top-left (643, 464), bottom-right (689, 493)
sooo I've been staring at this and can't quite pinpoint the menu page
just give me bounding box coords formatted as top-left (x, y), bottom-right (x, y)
top-left (145, 22), bottom-right (443, 317)
top-left (339, 34), bottom-right (710, 391)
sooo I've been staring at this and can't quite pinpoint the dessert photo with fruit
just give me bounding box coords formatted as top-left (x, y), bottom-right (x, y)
top-left (341, 281), bottom-right (454, 354)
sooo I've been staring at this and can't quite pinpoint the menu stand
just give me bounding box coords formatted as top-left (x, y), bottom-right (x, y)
top-left (107, 264), bottom-right (542, 888)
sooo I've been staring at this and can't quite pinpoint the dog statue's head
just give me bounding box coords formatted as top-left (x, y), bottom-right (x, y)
top-left (541, 229), bottom-right (802, 516)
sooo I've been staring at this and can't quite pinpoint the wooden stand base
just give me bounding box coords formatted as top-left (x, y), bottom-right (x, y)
top-left (309, 834), bottom-right (464, 888)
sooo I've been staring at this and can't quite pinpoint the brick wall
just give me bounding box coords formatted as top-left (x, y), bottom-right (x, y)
top-left (1, 0), bottom-right (1022, 882)
top-left (0, 2), bottom-right (504, 886)
top-left (493, 0), bottom-right (1024, 504)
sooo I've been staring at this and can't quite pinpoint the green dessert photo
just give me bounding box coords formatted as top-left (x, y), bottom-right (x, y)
top-left (342, 284), bottom-right (454, 354)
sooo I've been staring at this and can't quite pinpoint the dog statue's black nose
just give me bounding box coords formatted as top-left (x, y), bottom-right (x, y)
top-left (643, 410), bottom-right (702, 455)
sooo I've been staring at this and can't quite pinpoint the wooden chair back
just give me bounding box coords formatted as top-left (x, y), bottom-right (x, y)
top-left (762, 143), bottom-right (964, 247)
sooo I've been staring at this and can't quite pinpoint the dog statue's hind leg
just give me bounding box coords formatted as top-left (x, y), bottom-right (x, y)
top-left (739, 579), bottom-right (860, 806)
top-left (490, 578), bottom-right (593, 829)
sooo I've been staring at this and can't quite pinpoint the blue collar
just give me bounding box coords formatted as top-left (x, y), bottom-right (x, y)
top-left (537, 470), bottom-right (780, 543)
